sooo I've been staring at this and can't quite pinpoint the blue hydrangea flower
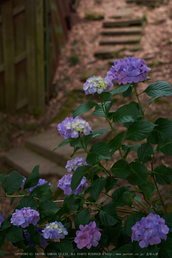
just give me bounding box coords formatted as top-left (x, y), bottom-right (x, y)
top-left (65, 157), bottom-right (88, 172)
top-left (21, 178), bottom-right (51, 194)
top-left (11, 207), bottom-right (40, 228)
top-left (42, 221), bottom-right (68, 240)
top-left (0, 213), bottom-right (4, 227)
top-left (24, 227), bottom-right (47, 247)
top-left (57, 116), bottom-right (92, 139)
top-left (131, 213), bottom-right (169, 248)
top-left (83, 76), bottom-right (113, 95)
top-left (57, 174), bottom-right (88, 195)
top-left (74, 221), bottom-right (101, 249)
top-left (107, 57), bottom-right (151, 85)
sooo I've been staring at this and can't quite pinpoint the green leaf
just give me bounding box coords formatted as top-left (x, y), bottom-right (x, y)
top-left (125, 212), bottom-right (144, 236)
top-left (154, 118), bottom-right (172, 141)
top-left (73, 101), bottom-right (97, 118)
top-left (27, 228), bottom-right (41, 246)
top-left (113, 102), bottom-right (141, 123)
top-left (112, 186), bottom-right (134, 207)
top-left (24, 165), bottom-right (39, 189)
top-left (2, 171), bottom-right (23, 195)
top-left (128, 162), bottom-right (148, 185)
top-left (90, 177), bottom-right (106, 200)
top-left (21, 247), bottom-right (37, 258)
top-left (17, 196), bottom-right (37, 210)
top-left (158, 138), bottom-right (172, 155)
top-left (152, 165), bottom-right (172, 185)
top-left (99, 203), bottom-right (119, 226)
top-left (86, 142), bottom-right (111, 164)
top-left (122, 144), bottom-right (141, 160)
top-left (139, 182), bottom-right (157, 200)
top-left (0, 173), bottom-right (5, 183)
top-left (81, 129), bottom-right (110, 148)
top-left (6, 225), bottom-right (24, 243)
top-left (106, 244), bottom-right (134, 257)
top-left (137, 143), bottom-right (153, 163)
top-left (74, 209), bottom-right (90, 229)
top-left (111, 160), bottom-right (130, 179)
top-left (163, 214), bottom-right (172, 232)
top-left (92, 101), bottom-right (112, 117)
top-left (123, 85), bottom-right (133, 97)
top-left (144, 81), bottom-right (172, 103)
top-left (159, 238), bottom-right (172, 258)
top-left (125, 120), bottom-right (155, 141)
top-left (105, 177), bottom-right (117, 193)
top-left (30, 183), bottom-right (53, 202)
top-left (108, 132), bottom-right (125, 152)
top-left (60, 239), bottom-right (73, 257)
top-left (44, 242), bottom-right (60, 258)
top-left (100, 92), bottom-right (112, 100)
top-left (39, 201), bottom-right (60, 219)
top-left (111, 84), bottom-right (132, 96)
top-left (56, 138), bottom-right (76, 149)
top-left (71, 165), bottom-right (90, 191)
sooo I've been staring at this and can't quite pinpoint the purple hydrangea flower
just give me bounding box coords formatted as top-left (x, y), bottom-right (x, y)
top-left (74, 221), bottom-right (101, 249)
top-left (11, 207), bottom-right (40, 228)
top-left (131, 213), bottom-right (169, 248)
top-left (57, 174), bottom-right (88, 195)
top-left (21, 178), bottom-right (51, 194)
top-left (83, 76), bottom-right (113, 95)
top-left (24, 227), bottom-right (47, 247)
top-left (57, 116), bottom-right (92, 139)
top-left (42, 221), bottom-right (68, 240)
top-left (65, 157), bottom-right (88, 172)
top-left (0, 213), bottom-right (4, 227)
top-left (107, 57), bottom-right (151, 85)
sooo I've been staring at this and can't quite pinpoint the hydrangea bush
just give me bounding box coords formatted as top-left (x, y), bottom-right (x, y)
top-left (0, 57), bottom-right (172, 257)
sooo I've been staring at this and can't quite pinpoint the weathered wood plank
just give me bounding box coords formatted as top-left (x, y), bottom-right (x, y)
top-left (2, 1), bottom-right (16, 113)
top-left (0, 72), bottom-right (5, 110)
top-left (13, 5), bottom-right (25, 16)
top-left (25, 0), bottom-right (37, 112)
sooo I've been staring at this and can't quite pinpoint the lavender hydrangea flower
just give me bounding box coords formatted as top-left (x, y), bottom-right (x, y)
top-left (0, 213), bottom-right (4, 227)
top-left (24, 227), bottom-right (47, 247)
top-left (131, 213), bottom-right (169, 248)
top-left (42, 221), bottom-right (68, 240)
top-left (74, 221), bottom-right (101, 249)
top-left (65, 157), bottom-right (88, 172)
top-left (107, 57), bottom-right (151, 85)
top-left (21, 178), bottom-right (51, 194)
top-left (83, 76), bottom-right (113, 95)
top-left (57, 116), bottom-right (92, 139)
top-left (57, 174), bottom-right (88, 195)
top-left (11, 207), bottom-right (40, 228)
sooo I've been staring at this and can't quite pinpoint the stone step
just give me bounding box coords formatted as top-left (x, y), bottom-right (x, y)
top-left (126, 0), bottom-right (163, 6)
top-left (101, 27), bottom-right (142, 36)
top-left (94, 46), bottom-right (125, 59)
top-left (103, 18), bottom-right (143, 28)
top-left (4, 147), bottom-right (67, 178)
top-left (109, 9), bottom-right (133, 19)
top-left (25, 132), bottom-right (86, 167)
top-left (99, 35), bottom-right (141, 45)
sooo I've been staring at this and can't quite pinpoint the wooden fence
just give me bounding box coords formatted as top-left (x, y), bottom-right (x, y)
top-left (0, 0), bottom-right (78, 113)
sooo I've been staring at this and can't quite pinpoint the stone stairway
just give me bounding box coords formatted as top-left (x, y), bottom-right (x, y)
top-left (94, 9), bottom-right (143, 62)
top-left (126, 0), bottom-right (164, 8)
top-left (4, 125), bottom-right (110, 179)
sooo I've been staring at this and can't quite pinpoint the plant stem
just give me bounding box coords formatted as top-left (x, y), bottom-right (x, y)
top-left (133, 85), bottom-right (144, 118)
top-left (0, 194), bottom-right (25, 198)
top-left (138, 186), bottom-right (157, 212)
top-left (151, 156), bottom-right (167, 214)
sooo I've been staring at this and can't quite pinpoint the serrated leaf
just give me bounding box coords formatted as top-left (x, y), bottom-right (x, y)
top-left (0, 173), bottom-right (5, 183)
top-left (139, 182), bottom-right (157, 200)
top-left (92, 101), bottom-right (112, 117)
top-left (159, 238), bottom-right (172, 258)
top-left (152, 165), bottom-right (172, 185)
top-left (39, 201), bottom-right (60, 219)
top-left (111, 84), bottom-right (132, 96)
top-left (112, 186), bottom-right (132, 207)
top-left (73, 101), bottom-right (97, 118)
top-left (6, 225), bottom-right (24, 243)
top-left (108, 132), bottom-right (125, 152)
top-left (105, 177), bottom-right (117, 193)
top-left (56, 138), bottom-right (76, 149)
top-left (90, 177), bottom-right (106, 200)
top-left (113, 102), bottom-right (141, 123)
top-left (137, 143), bottom-right (153, 163)
top-left (60, 239), bottom-right (73, 257)
top-left (144, 81), bottom-right (172, 103)
top-left (128, 162), bottom-right (148, 185)
top-left (90, 142), bottom-right (111, 158)
top-left (99, 203), bottom-right (119, 226)
top-left (2, 171), bottom-right (23, 195)
top-left (163, 214), bottom-right (172, 232)
top-left (154, 118), bottom-right (172, 141)
top-left (24, 165), bottom-right (39, 189)
top-left (111, 160), bottom-right (130, 179)
top-left (123, 85), bottom-right (133, 97)
top-left (100, 92), bottom-right (112, 100)
top-left (71, 165), bottom-right (90, 191)
top-left (125, 120), bottom-right (155, 141)
top-left (158, 138), bottom-right (172, 155)
top-left (17, 196), bottom-right (37, 210)
top-left (74, 209), bottom-right (90, 229)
